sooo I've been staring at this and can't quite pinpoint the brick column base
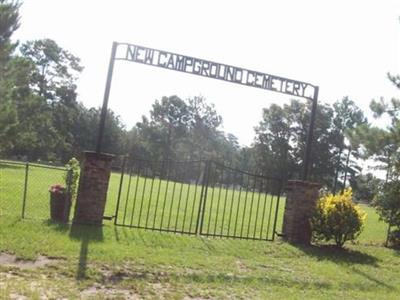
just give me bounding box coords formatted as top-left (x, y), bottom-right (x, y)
top-left (73, 151), bottom-right (114, 226)
top-left (282, 180), bottom-right (321, 245)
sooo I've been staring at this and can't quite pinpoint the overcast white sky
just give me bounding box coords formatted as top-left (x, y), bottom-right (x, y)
top-left (14, 0), bottom-right (400, 146)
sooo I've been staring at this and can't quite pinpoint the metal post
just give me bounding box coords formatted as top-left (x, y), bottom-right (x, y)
top-left (271, 182), bottom-right (283, 241)
top-left (96, 41), bottom-right (118, 154)
top-left (114, 156), bottom-right (127, 225)
top-left (302, 86), bottom-right (319, 181)
top-left (196, 160), bottom-right (211, 235)
top-left (21, 162), bottom-right (29, 218)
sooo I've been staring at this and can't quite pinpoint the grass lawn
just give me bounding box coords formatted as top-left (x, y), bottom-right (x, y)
top-left (0, 217), bottom-right (399, 299)
top-left (1, 160), bottom-right (398, 299)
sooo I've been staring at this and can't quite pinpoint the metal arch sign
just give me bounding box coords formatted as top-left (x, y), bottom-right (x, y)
top-left (115, 43), bottom-right (317, 100)
top-left (97, 42), bottom-right (319, 180)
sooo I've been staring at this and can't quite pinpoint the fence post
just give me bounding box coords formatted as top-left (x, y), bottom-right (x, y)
top-left (66, 168), bottom-right (73, 197)
top-left (21, 162), bottom-right (29, 219)
top-left (114, 156), bottom-right (127, 225)
top-left (271, 181), bottom-right (283, 241)
top-left (196, 160), bottom-right (211, 235)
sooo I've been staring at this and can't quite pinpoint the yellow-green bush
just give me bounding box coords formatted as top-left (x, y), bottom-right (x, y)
top-left (311, 188), bottom-right (367, 248)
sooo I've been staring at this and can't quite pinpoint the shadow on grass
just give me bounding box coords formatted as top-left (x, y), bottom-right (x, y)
top-left (294, 244), bottom-right (379, 266)
top-left (43, 219), bottom-right (70, 233)
top-left (69, 224), bottom-right (103, 280)
top-left (350, 267), bottom-right (394, 290)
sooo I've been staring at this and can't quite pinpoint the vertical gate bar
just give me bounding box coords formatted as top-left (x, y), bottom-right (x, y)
top-left (145, 166), bottom-right (156, 228)
top-left (129, 162), bottom-right (142, 226)
top-left (190, 161), bottom-right (202, 233)
top-left (240, 174), bottom-right (251, 238)
top-left (174, 164), bottom-right (185, 233)
top-left (122, 163), bottom-right (134, 225)
top-left (167, 163), bottom-right (178, 230)
top-left (227, 171), bottom-right (238, 237)
top-left (220, 169), bottom-right (230, 236)
top-left (234, 173), bottom-right (244, 236)
top-left (195, 161), bottom-right (207, 234)
top-left (21, 162), bottom-right (29, 219)
top-left (213, 167), bottom-right (224, 236)
top-left (197, 160), bottom-right (211, 235)
top-left (253, 179), bottom-right (263, 239)
top-left (259, 181), bottom-right (269, 239)
top-left (271, 182), bottom-right (283, 241)
top-left (153, 160), bottom-right (163, 228)
top-left (182, 162), bottom-right (193, 232)
top-left (265, 180), bottom-right (275, 240)
top-left (206, 167), bottom-right (216, 234)
top-left (152, 178), bottom-right (162, 228)
top-left (159, 161), bottom-right (171, 230)
top-left (137, 165), bottom-right (149, 227)
top-left (246, 177), bottom-right (258, 238)
top-left (114, 156), bottom-right (126, 225)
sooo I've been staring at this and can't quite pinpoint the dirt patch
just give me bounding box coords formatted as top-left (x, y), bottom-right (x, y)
top-left (235, 260), bottom-right (251, 273)
top-left (0, 253), bottom-right (61, 269)
top-left (81, 284), bottom-right (140, 299)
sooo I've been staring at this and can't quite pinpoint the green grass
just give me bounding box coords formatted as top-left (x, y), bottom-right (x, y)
top-left (0, 160), bottom-right (397, 299)
top-left (0, 217), bottom-right (399, 299)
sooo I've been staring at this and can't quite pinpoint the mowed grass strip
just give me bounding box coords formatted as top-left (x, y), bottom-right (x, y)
top-left (0, 217), bottom-right (399, 299)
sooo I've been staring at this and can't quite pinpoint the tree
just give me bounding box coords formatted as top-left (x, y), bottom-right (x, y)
top-left (0, 0), bottom-right (21, 156)
top-left (330, 97), bottom-right (366, 192)
top-left (0, 0), bottom-right (20, 63)
top-left (254, 103), bottom-right (294, 179)
top-left (350, 173), bottom-right (382, 203)
top-left (20, 39), bottom-right (83, 103)
top-left (133, 95), bottom-right (231, 163)
top-left (373, 180), bottom-right (400, 246)
top-left (186, 96), bottom-right (223, 161)
top-left (253, 99), bottom-right (343, 185)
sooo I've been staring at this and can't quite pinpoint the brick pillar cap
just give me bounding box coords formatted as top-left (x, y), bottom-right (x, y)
top-left (83, 151), bottom-right (114, 161)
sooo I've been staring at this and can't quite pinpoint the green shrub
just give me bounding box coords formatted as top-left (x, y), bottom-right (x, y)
top-left (311, 188), bottom-right (366, 248)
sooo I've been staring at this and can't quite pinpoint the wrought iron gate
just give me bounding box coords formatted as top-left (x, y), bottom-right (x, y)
top-left (114, 159), bottom-right (283, 241)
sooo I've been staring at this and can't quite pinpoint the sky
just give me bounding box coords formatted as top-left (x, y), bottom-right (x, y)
top-left (14, 0), bottom-right (400, 147)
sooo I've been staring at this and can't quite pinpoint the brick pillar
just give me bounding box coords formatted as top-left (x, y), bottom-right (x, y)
top-left (282, 180), bottom-right (321, 245)
top-left (73, 151), bottom-right (114, 226)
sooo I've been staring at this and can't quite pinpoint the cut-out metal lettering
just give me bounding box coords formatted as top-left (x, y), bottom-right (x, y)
top-left (98, 41), bottom-right (319, 180)
top-left (117, 43), bottom-right (316, 100)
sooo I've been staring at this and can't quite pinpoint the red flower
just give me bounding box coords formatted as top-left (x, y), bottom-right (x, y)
top-left (49, 184), bottom-right (66, 194)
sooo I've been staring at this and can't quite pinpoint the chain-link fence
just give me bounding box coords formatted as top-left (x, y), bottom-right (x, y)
top-left (0, 159), bottom-right (71, 220)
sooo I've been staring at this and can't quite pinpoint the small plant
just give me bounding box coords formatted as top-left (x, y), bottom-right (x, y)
top-left (63, 157), bottom-right (80, 200)
top-left (311, 188), bottom-right (366, 248)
